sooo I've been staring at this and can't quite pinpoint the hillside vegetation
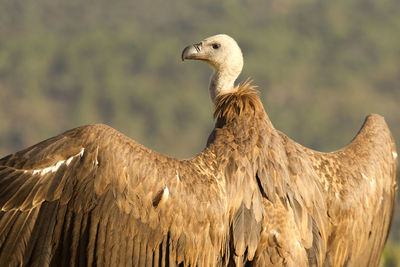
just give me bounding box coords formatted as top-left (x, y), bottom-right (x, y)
top-left (0, 0), bottom-right (399, 265)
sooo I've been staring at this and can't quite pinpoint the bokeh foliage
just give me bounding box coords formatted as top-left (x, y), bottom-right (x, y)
top-left (0, 0), bottom-right (399, 265)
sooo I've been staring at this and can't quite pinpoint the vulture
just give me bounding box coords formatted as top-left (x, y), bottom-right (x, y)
top-left (0, 34), bottom-right (397, 267)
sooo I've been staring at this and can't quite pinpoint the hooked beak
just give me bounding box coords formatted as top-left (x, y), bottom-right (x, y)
top-left (181, 42), bottom-right (202, 61)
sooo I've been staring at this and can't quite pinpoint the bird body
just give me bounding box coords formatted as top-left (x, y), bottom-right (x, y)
top-left (0, 34), bottom-right (397, 266)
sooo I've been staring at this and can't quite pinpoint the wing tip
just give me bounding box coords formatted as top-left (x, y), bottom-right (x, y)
top-left (354, 113), bottom-right (392, 141)
top-left (364, 113), bottom-right (386, 127)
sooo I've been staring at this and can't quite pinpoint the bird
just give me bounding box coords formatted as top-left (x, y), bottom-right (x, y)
top-left (0, 34), bottom-right (397, 267)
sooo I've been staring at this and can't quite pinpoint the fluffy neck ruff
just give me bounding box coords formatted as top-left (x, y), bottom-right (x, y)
top-left (213, 79), bottom-right (264, 128)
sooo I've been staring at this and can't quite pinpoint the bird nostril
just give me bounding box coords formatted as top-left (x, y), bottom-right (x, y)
top-left (193, 42), bottom-right (202, 52)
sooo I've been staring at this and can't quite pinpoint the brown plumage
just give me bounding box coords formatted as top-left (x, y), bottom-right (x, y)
top-left (214, 79), bottom-right (262, 127)
top-left (0, 34), bottom-right (397, 266)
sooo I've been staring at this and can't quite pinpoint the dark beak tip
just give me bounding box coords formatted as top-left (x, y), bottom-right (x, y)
top-left (181, 45), bottom-right (190, 62)
top-left (181, 45), bottom-right (199, 62)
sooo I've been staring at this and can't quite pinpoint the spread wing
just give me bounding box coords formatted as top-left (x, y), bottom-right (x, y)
top-left (249, 114), bottom-right (397, 266)
top-left (0, 124), bottom-right (230, 266)
top-left (307, 114), bottom-right (398, 266)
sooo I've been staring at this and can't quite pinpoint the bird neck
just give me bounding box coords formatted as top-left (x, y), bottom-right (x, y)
top-left (209, 70), bottom-right (238, 105)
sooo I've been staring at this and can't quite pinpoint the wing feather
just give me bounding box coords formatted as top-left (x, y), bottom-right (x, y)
top-left (0, 124), bottom-right (231, 266)
top-left (303, 114), bottom-right (397, 266)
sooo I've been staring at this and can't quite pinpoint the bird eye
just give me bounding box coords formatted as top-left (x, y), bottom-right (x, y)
top-left (211, 43), bottom-right (221, 49)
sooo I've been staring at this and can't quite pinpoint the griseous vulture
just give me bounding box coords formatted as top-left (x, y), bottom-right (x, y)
top-left (0, 34), bottom-right (397, 267)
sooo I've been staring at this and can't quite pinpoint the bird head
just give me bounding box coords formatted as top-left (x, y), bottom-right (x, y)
top-left (181, 34), bottom-right (243, 77)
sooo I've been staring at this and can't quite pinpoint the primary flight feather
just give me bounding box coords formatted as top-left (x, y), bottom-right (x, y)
top-left (0, 34), bottom-right (397, 266)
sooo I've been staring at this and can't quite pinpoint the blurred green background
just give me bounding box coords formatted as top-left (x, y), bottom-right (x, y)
top-left (0, 0), bottom-right (399, 265)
